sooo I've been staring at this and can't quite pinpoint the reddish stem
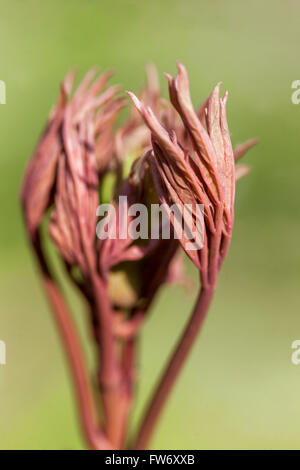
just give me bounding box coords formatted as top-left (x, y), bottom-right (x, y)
top-left (31, 233), bottom-right (112, 450)
top-left (91, 275), bottom-right (129, 449)
top-left (133, 285), bottom-right (215, 450)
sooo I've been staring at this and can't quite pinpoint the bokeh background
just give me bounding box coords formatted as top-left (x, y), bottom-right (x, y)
top-left (0, 0), bottom-right (300, 449)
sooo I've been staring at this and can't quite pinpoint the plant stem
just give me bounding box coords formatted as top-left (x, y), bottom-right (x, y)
top-left (91, 275), bottom-right (131, 449)
top-left (31, 233), bottom-right (112, 450)
top-left (133, 285), bottom-right (215, 450)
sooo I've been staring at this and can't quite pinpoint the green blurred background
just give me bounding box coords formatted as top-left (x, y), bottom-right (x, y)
top-left (0, 0), bottom-right (300, 449)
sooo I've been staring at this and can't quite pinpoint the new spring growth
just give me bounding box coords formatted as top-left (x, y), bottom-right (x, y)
top-left (20, 62), bottom-right (257, 450)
